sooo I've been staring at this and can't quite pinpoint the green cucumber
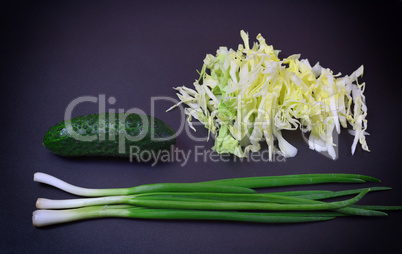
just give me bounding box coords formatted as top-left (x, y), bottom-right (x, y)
top-left (43, 113), bottom-right (175, 157)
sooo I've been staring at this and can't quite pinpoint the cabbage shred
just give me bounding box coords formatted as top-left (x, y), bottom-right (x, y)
top-left (168, 31), bottom-right (369, 160)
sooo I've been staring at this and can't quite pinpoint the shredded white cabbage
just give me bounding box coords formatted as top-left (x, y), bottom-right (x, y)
top-left (168, 31), bottom-right (370, 160)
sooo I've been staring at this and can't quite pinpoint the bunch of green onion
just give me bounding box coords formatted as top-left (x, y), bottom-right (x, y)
top-left (32, 173), bottom-right (402, 227)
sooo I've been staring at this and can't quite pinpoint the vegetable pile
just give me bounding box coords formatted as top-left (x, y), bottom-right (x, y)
top-left (32, 172), bottom-right (401, 227)
top-left (168, 31), bottom-right (369, 160)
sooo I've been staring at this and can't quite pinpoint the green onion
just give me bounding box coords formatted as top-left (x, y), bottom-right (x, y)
top-left (35, 190), bottom-right (387, 216)
top-left (34, 172), bottom-right (256, 197)
top-left (35, 190), bottom-right (368, 209)
top-left (32, 172), bottom-right (401, 227)
top-left (32, 205), bottom-right (336, 227)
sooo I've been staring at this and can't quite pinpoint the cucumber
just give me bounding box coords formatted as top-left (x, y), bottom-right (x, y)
top-left (43, 113), bottom-right (176, 157)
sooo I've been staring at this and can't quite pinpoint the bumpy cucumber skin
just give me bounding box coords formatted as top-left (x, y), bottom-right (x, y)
top-left (43, 113), bottom-right (175, 157)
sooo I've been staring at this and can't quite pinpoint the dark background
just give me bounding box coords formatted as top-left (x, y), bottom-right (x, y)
top-left (1, 0), bottom-right (402, 253)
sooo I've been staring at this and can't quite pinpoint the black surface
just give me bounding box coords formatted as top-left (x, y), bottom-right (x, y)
top-left (2, 1), bottom-right (402, 253)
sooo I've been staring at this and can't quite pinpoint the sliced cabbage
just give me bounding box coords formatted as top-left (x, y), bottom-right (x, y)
top-left (168, 30), bottom-right (370, 160)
